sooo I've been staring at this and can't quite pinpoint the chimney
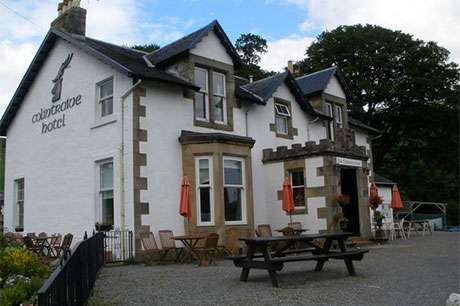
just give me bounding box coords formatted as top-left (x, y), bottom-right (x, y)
top-left (51, 0), bottom-right (86, 36)
top-left (287, 60), bottom-right (294, 74)
top-left (249, 75), bottom-right (254, 83)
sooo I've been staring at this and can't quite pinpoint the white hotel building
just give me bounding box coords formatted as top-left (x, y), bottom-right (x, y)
top-left (1, 4), bottom-right (379, 251)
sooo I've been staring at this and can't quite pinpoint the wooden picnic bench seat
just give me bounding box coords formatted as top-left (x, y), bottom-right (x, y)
top-left (270, 249), bottom-right (368, 263)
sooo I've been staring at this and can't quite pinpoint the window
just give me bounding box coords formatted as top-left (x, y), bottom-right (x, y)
top-left (325, 102), bottom-right (334, 141)
top-left (223, 158), bottom-right (246, 224)
top-left (98, 160), bottom-right (114, 226)
top-left (275, 103), bottom-right (291, 134)
top-left (98, 78), bottom-right (113, 117)
top-left (14, 178), bottom-right (24, 229)
top-left (212, 72), bottom-right (226, 123)
top-left (195, 157), bottom-right (214, 225)
top-left (335, 105), bottom-right (343, 128)
top-left (194, 67), bottom-right (209, 121)
top-left (290, 170), bottom-right (305, 208)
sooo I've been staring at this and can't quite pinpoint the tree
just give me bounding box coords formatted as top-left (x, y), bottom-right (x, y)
top-left (234, 33), bottom-right (274, 81)
top-left (131, 43), bottom-right (160, 53)
top-left (298, 24), bottom-right (460, 224)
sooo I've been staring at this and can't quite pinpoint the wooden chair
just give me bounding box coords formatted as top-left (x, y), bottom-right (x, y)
top-left (218, 228), bottom-right (240, 256)
top-left (256, 224), bottom-right (273, 237)
top-left (55, 233), bottom-right (73, 257)
top-left (196, 233), bottom-right (220, 265)
top-left (38, 232), bottom-right (47, 238)
top-left (140, 232), bottom-right (161, 263)
top-left (158, 230), bottom-right (184, 262)
top-left (52, 234), bottom-right (62, 249)
top-left (22, 236), bottom-right (41, 255)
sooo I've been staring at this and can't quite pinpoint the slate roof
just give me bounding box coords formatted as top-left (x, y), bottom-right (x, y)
top-left (146, 20), bottom-right (242, 67)
top-left (374, 173), bottom-right (395, 186)
top-left (0, 29), bottom-right (199, 136)
top-left (296, 67), bottom-right (337, 96)
top-left (236, 72), bottom-right (330, 119)
top-left (348, 117), bottom-right (380, 134)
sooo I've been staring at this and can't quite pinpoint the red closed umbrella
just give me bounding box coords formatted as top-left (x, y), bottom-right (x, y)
top-left (390, 185), bottom-right (404, 210)
top-left (179, 176), bottom-right (191, 218)
top-left (282, 177), bottom-right (295, 223)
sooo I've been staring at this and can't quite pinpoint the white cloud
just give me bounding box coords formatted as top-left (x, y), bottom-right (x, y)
top-left (285, 0), bottom-right (460, 63)
top-left (0, 41), bottom-right (36, 115)
top-left (260, 35), bottom-right (314, 72)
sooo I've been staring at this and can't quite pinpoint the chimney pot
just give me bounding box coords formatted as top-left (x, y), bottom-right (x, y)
top-left (249, 75), bottom-right (254, 83)
top-left (287, 60), bottom-right (294, 73)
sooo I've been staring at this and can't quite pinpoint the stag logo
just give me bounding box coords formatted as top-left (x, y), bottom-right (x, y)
top-left (51, 53), bottom-right (73, 103)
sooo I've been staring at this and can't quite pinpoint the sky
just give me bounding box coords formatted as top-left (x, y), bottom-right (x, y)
top-left (0, 0), bottom-right (459, 116)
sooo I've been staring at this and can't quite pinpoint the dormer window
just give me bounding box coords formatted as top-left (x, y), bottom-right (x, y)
top-left (335, 105), bottom-right (343, 128)
top-left (194, 67), bottom-right (209, 121)
top-left (212, 72), bottom-right (226, 123)
top-left (274, 102), bottom-right (291, 134)
top-left (325, 102), bottom-right (334, 141)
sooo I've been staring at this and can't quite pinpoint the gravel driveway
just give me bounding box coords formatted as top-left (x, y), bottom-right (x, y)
top-left (90, 232), bottom-right (460, 306)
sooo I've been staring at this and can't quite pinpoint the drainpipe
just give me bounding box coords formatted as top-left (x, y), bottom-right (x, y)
top-left (119, 79), bottom-right (142, 230)
top-left (245, 108), bottom-right (249, 137)
top-left (307, 116), bottom-right (319, 141)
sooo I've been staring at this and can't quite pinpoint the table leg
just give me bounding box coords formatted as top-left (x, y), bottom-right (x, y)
top-left (338, 238), bottom-right (356, 276)
top-left (262, 246), bottom-right (279, 288)
top-left (314, 238), bottom-right (333, 272)
top-left (240, 244), bottom-right (255, 282)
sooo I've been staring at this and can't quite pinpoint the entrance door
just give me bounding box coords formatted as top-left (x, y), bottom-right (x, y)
top-left (340, 168), bottom-right (360, 235)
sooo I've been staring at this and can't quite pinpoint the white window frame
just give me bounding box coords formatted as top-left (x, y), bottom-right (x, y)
top-left (96, 159), bottom-right (114, 226)
top-left (335, 105), bottom-right (343, 128)
top-left (223, 157), bottom-right (247, 225)
top-left (274, 102), bottom-right (291, 135)
top-left (325, 102), bottom-right (334, 141)
top-left (212, 71), bottom-right (227, 124)
top-left (194, 67), bottom-right (209, 122)
top-left (290, 169), bottom-right (306, 209)
top-left (97, 77), bottom-right (114, 118)
top-left (14, 178), bottom-right (24, 229)
top-left (195, 156), bottom-right (214, 226)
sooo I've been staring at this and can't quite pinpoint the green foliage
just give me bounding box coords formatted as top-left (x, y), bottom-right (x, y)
top-left (123, 256), bottom-right (138, 265)
top-left (234, 33), bottom-right (275, 81)
top-left (299, 24), bottom-right (460, 224)
top-left (131, 43), bottom-right (160, 53)
top-left (0, 245), bottom-right (49, 305)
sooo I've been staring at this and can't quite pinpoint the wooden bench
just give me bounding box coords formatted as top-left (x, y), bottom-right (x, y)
top-left (229, 232), bottom-right (369, 287)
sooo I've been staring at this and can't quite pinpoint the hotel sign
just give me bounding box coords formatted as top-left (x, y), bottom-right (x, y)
top-left (336, 157), bottom-right (362, 168)
top-left (31, 53), bottom-right (83, 134)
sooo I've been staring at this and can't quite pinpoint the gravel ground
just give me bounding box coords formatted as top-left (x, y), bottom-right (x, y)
top-left (90, 232), bottom-right (460, 306)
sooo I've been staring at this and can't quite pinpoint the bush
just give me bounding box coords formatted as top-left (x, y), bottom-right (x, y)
top-left (0, 246), bottom-right (49, 306)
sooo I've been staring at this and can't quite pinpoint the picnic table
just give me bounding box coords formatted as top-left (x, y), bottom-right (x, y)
top-left (228, 232), bottom-right (368, 287)
top-left (173, 235), bottom-right (204, 263)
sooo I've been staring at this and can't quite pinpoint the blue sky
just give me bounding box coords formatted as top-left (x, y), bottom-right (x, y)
top-left (0, 0), bottom-right (458, 115)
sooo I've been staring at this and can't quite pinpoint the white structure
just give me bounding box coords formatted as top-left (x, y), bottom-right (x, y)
top-left (1, 4), bottom-right (379, 250)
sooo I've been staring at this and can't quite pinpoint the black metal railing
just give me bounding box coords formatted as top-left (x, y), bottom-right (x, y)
top-left (103, 230), bottom-right (133, 263)
top-left (37, 231), bottom-right (104, 306)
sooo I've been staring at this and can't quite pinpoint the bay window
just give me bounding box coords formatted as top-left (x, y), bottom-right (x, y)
top-left (223, 157), bottom-right (246, 224)
top-left (14, 178), bottom-right (24, 230)
top-left (290, 169), bottom-right (305, 208)
top-left (98, 160), bottom-right (114, 226)
top-left (195, 156), bottom-right (214, 225)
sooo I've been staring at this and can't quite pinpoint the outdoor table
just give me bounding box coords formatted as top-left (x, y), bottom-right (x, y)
top-left (228, 232), bottom-right (368, 287)
top-left (406, 219), bottom-right (433, 236)
top-left (276, 228), bottom-right (308, 236)
top-left (173, 235), bottom-right (205, 263)
top-left (32, 236), bottom-right (56, 257)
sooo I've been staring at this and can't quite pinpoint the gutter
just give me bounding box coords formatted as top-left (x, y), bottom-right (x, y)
top-left (119, 79), bottom-right (143, 230)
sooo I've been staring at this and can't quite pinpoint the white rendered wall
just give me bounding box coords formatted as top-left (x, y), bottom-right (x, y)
top-left (190, 31), bottom-right (233, 65)
top-left (325, 76), bottom-right (346, 99)
top-left (3, 40), bottom-right (134, 241)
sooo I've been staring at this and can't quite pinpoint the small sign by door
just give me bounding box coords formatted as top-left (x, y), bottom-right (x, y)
top-left (336, 157), bottom-right (362, 168)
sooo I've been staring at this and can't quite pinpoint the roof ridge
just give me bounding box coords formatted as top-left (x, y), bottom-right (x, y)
top-left (148, 20), bottom-right (216, 57)
top-left (295, 66), bottom-right (336, 80)
top-left (83, 35), bottom-right (149, 55)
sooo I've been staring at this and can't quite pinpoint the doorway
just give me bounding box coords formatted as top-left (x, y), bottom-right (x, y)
top-left (340, 168), bottom-right (360, 235)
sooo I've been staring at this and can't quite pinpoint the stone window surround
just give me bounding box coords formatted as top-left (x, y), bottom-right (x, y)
top-left (322, 93), bottom-right (348, 138)
top-left (277, 159), bottom-right (308, 215)
top-left (180, 141), bottom-right (254, 240)
top-left (269, 98), bottom-right (298, 140)
top-left (191, 55), bottom-right (235, 132)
